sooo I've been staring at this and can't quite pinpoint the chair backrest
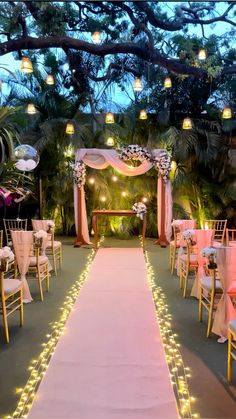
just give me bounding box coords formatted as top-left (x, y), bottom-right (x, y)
top-left (203, 219), bottom-right (227, 244)
top-left (3, 218), bottom-right (28, 245)
top-left (226, 229), bottom-right (236, 246)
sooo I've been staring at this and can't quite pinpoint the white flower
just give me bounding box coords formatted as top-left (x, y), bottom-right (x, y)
top-left (70, 160), bottom-right (86, 188)
top-left (182, 229), bottom-right (195, 240)
top-left (132, 202), bottom-right (147, 219)
top-left (47, 221), bottom-right (55, 228)
top-left (34, 230), bottom-right (48, 239)
top-left (0, 247), bottom-right (14, 261)
top-left (200, 247), bottom-right (217, 258)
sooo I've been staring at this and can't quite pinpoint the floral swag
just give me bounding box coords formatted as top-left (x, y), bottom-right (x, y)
top-left (119, 145), bottom-right (171, 182)
top-left (71, 161), bottom-right (86, 189)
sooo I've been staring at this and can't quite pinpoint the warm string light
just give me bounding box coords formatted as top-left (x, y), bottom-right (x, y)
top-left (121, 191), bottom-right (127, 197)
top-left (142, 197), bottom-right (148, 203)
top-left (10, 245), bottom-right (105, 419)
top-left (100, 196), bottom-right (106, 202)
top-left (111, 175), bottom-right (118, 182)
top-left (143, 246), bottom-right (197, 419)
top-left (88, 177), bottom-right (95, 185)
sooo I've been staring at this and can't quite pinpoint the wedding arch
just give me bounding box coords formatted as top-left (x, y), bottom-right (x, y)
top-left (72, 147), bottom-right (172, 247)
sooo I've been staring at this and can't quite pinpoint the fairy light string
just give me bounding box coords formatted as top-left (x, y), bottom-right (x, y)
top-left (143, 244), bottom-right (198, 419)
top-left (9, 238), bottom-right (104, 419)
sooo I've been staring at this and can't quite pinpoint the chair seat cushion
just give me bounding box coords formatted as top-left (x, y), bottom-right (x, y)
top-left (4, 278), bottom-right (22, 295)
top-left (229, 241), bottom-right (236, 247)
top-left (29, 255), bottom-right (48, 266)
top-left (213, 241), bottom-right (222, 247)
top-left (200, 276), bottom-right (222, 291)
top-left (228, 281), bottom-right (236, 296)
top-left (229, 319), bottom-right (236, 335)
top-left (179, 254), bottom-right (198, 265)
top-left (46, 240), bottom-right (61, 249)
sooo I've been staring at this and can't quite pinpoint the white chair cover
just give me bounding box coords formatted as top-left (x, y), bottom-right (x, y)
top-left (212, 247), bottom-right (236, 339)
top-left (11, 230), bottom-right (33, 303)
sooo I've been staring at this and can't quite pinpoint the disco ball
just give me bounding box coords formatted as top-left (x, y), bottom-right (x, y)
top-left (14, 144), bottom-right (39, 171)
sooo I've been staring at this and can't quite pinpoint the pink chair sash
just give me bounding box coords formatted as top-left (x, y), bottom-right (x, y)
top-left (191, 229), bottom-right (213, 298)
top-left (212, 247), bottom-right (236, 339)
top-left (32, 220), bottom-right (50, 232)
top-left (11, 230), bottom-right (33, 303)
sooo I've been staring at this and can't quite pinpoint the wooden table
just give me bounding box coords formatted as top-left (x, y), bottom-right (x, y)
top-left (92, 210), bottom-right (147, 250)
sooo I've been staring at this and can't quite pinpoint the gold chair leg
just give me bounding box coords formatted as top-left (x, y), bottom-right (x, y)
top-left (169, 246), bottom-right (172, 269)
top-left (20, 290), bottom-right (24, 326)
top-left (59, 249), bottom-right (62, 271)
top-left (171, 247), bottom-right (175, 275)
top-left (228, 331), bottom-right (232, 383)
top-left (183, 267), bottom-right (189, 298)
top-left (46, 264), bottom-right (50, 292)
top-left (206, 290), bottom-right (214, 337)
top-left (2, 298), bottom-right (9, 343)
top-left (37, 269), bottom-right (44, 302)
top-left (53, 253), bottom-right (57, 276)
top-left (179, 262), bottom-right (183, 289)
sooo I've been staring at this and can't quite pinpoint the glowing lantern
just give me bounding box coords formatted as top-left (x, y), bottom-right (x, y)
top-left (106, 137), bottom-right (115, 146)
top-left (182, 117), bottom-right (192, 130)
top-left (133, 78), bottom-right (143, 92)
top-left (105, 112), bottom-right (115, 124)
top-left (139, 109), bottom-right (147, 120)
top-left (46, 74), bottom-right (54, 85)
top-left (20, 57), bottom-right (33, 73)
top-left (92, 31), bottom-right (101, 44)
top-left (65, 123), bottom-right (75, 135)
top-left (198, 49), bottom-right (206, 60)
top-left (26, 104), bottom-right (36, 114)
top-left (164, 77), bottom-right (172, 88)
top-left (222, 107), bottom-right (232, 119)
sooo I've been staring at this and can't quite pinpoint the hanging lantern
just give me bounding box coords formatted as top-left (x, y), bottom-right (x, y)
top-left (26, 104), bottom-right (36, 114)
top-left (182, 117), bottom-right (192, 130)
top-left (106, 137), bottom-right (115, 146)
top-left (164, 77), bottom-right (172, 88)
top-left (65, 123), bottom-right (75, 135)
top-left (20, 57), bottom-right (33, 73)
top-left (139, 109), bottom-right (147, 120)
top-left (92, 31), bottom-right (101, 44)
top-left (46, 74), bottom-right (55, 85)
top-left (222, 107), bottom-right (232, 119)
top-left (133, 78), bottom-right (143, 92)
top-left (105, 112), bottom-right (115, 124)
top-left (198, 49), bottom-right (206, 60)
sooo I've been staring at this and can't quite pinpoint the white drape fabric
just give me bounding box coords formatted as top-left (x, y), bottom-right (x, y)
top-left (74, 149), bottom-right (172, 242)
top-left (11, 231), bottom-right (33, 303)
top-left (212, 247), bottom-right (236, 339)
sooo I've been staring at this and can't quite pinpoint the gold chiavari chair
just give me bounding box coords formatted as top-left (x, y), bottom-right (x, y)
top-left (3, 218), bottom-right (28, 245)
top-left (203, 219), bottom-right (227, 246)
top-left (45, 227), bottom-right (62, 276)
top-left (198, 268), bottom-right (222, 337)
top-left (179, 238), bottom-right (198, 298)
top-left (0, 230), bottom-right (3, 248)
top-left (226, 229), bottom-right (236, 247)
top-left (228, 319), bottom-right (236, 382)
top-left (0, 259), bottom-right (23, 343)
top-left (169, 224), bottom-right (180, 274)
top-left (27, 234), bottom-right (50, 302)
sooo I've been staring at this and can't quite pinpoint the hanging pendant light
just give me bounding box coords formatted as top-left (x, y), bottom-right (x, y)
top-left (139, 109), bottom-right (147, 120)
top-left (46, 74), bottom-right (55, 85)
top-left (198, 49), bottom-right (207, 60)
top-left (92, 31), bottom-right (101, 44)
top-left (164, 77), bottom-right (172, 88)
top-left (182, 117), bottom-right (192, 130)
top-left (106, 137), bottom-right (115, 146)
top-left (222, 106), bottom-right (232, 119)
top-left (65, 123), bottom-right (75, 135)
top-left (133, 78), bottom-right (143, 92)
top-left (105, 112), bottom-right (115, 124)
top-left (26, 104), bottom-right (36, 114)
top-left (20, 57), bottom-right (33, 73)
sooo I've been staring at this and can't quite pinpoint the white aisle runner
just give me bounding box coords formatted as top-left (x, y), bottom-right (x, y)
top-left (28, 248), bottom-right (177, 419)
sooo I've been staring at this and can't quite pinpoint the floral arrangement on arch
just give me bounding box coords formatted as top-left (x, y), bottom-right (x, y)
top-left (154, 151), bottom-right (171, 182)
top-left (119, 145), bottom-right (151, 166)
top-left (132, 202), bottom-right (147, 220)
top-left (70, 160), bottom-right (86, 188)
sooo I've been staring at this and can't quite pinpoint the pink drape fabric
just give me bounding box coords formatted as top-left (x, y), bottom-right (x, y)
top-left (212, 247), bottom-right (236, 339)
top-left (191, 229), bottom-right (213, 298)
top-left (74, 149), bottom-right (172, 244)
top-left (11, 231), bottom-right (33, 303)
top-left (28, 248), bottom-right (177, 419)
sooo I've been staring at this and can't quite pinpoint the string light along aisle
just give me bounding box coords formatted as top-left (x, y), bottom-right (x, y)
top-left (142, 241), bottom-right (199, 419)
top-left (8, 238), bottom-right (104, 419)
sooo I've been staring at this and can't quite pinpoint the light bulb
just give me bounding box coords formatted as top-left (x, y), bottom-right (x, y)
top-left (121, 191), bottom-right (127, 197)
top-left (101, 196), bottom-right (106, 202)
top-left (112, 175), bottom-right (118, 182)
top-left (142, 197), bottom-right (148, 203)
top-left (182, 117), bottom-right (192, 130)
top-left (88, 178), bottom-right (95, 185)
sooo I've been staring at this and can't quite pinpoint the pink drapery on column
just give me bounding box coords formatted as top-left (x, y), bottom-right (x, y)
top-left (11, 230), bottom-right (34, 303)
top-left (74, 149), bottom-right (172, 244)
top-left (212, 247), bottom-right (236, 339)
top-left (191, 229), bottom-right (214, 298)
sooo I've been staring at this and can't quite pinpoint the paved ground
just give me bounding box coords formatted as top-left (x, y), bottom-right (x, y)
top-left (0, 236), bottom-right (236, 418)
